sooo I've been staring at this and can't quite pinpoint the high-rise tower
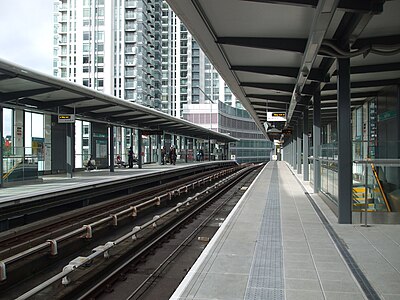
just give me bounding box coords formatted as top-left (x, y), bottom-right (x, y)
top-left (160, 5), bottom-right (239, 118)
top-left (53, 0), bottom-right (162, 109)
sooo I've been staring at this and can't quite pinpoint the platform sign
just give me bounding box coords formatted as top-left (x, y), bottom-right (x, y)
top-left (58, 114), bottom-right (75, 123)
top-left (267, 112), bottom-right (286, 122)
top-left (141, 130), bottom-right (163, 136)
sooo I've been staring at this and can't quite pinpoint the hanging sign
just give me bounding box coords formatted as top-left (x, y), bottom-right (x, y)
top-left (267, 112), bottom-right (286, 121)
top-left (58, 114), bottom-right (75, 123)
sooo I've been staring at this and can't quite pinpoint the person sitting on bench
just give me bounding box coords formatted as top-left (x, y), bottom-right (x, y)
top-left (116, 155), bottom-right (128, 168)
top-left (86, 155), bottom-right (95, 170)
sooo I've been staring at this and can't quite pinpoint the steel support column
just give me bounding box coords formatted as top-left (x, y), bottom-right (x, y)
top-left (208, 138), bottom-right (211, 161)
top-left (137, 129), bottom-right (142, 169)
top-left (66, 123), bottom-right (74, 178)
top-left (157, 134), bottom-right (162, 165)
top-left (293, 128), bottom-right (297, 170)
top-left (110, 125), bottom-right (114, 172)
top-left (337, 57), bottom-right (352, 224)
top-left (303, 108), bottom-right (309, 181)
top-left (184, 137), bottom-right (188, 163)
top-left (297, 122), bottom-right (302, 175)
top-left (0, 107), bottom-right (3, 187)
top-left (313, 87), bottom-right (321, 193)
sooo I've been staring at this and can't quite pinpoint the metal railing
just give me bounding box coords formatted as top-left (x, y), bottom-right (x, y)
top-left (10, 168), bottom-right (244, 299)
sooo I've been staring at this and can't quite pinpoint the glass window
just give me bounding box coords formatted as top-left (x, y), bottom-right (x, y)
top-left (83, 8), bottom-right (90, 18)
top-left (96, 8), bottom-right (104, 17)
top-left (83, 31), bottom-right (91, 40)
top-left (96, 31), bottom-right (104, 41)
top-left (83, 43), bottom-right (90, 52)
top-left (96, 56), bottom-right (104, 63)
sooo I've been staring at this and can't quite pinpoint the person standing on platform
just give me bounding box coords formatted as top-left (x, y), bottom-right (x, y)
top-left (128, 146), bottom-right (134, 168)
top-left (161, 146), bottom-right (166, 165)
top-left (169, 145), bottom-right (177, 165)
top-left (199, 148), bottom-right (204, 161)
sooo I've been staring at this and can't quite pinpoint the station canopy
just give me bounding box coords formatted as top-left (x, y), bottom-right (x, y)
top-left (0, 59), bottom-right (237, 144)
top-left (166, 0), bottom-right (400, 139)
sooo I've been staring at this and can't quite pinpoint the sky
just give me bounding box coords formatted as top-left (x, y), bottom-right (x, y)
top-left (0, 0), bottom-right (54, 74)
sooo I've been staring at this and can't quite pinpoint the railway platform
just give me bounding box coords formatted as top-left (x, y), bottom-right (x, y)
top-left (171, 161), bottom-right (400, 300)
top-left (0, 160), bottom-right (233, 205)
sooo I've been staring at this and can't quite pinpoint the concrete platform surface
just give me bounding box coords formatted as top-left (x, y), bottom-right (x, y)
top-left (170, 161), bottom-right (400, 300)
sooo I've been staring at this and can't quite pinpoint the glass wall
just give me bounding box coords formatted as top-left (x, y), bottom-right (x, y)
top-left (2, 109), bottom-right (49, 183)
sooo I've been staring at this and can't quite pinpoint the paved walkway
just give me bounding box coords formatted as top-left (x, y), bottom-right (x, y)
top-left (171, 161), bottom-right (400, 300)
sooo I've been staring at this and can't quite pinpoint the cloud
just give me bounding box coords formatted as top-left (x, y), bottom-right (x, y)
top-left (0, 0), bottom-right (53, 74)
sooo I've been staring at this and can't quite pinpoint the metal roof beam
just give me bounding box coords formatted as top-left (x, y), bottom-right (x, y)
top-left (242, 0), bottom-right (383, 13)
top-left (40, 97), bottom-right (93, 109)
top-left (242, 0), bottom-right (317, 8)
top-left (77, 104), bottom-right (115, 114)
top-left (110, 114), bottom-right (153, 121)
top-left (93, 109), bottom-right (131, 117)
top-left (247, 94), bottom-right (292, 102)
top-left (217, 37), bottom-right (307, 53)
top-left (332, 62), bottom-right (400, 76)
top-left (232, 65), bottom-right (330, 82)
top-left (352, 35), bottom-right (400, 49)
top-left (0, 87), bottom-right (59, 103)
top-left (321, 91), bottom-right (379, 101)
top-left (287, 0), bottom-right (340, 124)
top-left (323, 78), bottom-right (400, 91)
top-left (0, 74), bottom-right (15, 81)
top-left (241, 82), bottom-right (294, 93)
top-left (242, 82), bottom-right (315, 95)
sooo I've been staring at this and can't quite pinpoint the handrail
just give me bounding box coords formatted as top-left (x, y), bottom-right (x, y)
top-left (353, 159), bottom-right (400, 166)
top-left (0, 166), bottom-right (238, 283)
top-left (13, 167), bottom-right (247, 299)
top-left (2, 160), bottom-right (22, 180)
top-left (371, 163), bottom-right (392, 212)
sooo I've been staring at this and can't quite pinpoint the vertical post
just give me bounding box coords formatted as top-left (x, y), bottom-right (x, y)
top-left (208, 138), bottom-right (211, 161)
top-left (110, 125), bottom-right (114, 172)
top-left (149, 136), bottom-right (152, 163)
top-left (157, 133), bottom-right (162, 165)
top-left (293, 127), bottom-right (297, 170)
top-left (313, 86), bottom-right (321, 194)
top-left (184, 137), bottom-right (188, 163)
top-left (303, 108), bottom-right (309, 181)
top-left (66, 123), bottom-right (74, 178)
top-left (0, 107), bottom-right (3, 187)
top-left (297, 122), bottom-right (302, 175)
top-left (137, 129), bottom-right (142, 169)
top-left (337, 56), bottom-right (352, 224)
top-left (362, 165), bottom-right (369, 227)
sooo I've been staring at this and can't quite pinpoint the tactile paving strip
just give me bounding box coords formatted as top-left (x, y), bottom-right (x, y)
top-left (245, 162), bottom-right (284, 299)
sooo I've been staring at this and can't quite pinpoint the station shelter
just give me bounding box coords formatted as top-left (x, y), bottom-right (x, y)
top-left (0, 59), bottom-right (237, 186)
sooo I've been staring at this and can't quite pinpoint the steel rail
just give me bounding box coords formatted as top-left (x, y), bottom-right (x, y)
top-left (14, 166), bottom-right (251, 299)
top-left (0, 167), bottom-right (237, 283)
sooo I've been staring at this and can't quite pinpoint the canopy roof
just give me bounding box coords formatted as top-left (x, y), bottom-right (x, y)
top-left (0, 59), bottom-right (237, 143)
top-left (166, 0), bottom-right (400, 138)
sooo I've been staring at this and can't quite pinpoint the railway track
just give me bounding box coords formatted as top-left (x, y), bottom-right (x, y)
top-left (0, 166), bottom-right (235, 257)
top-left (98, 164), bottom-right (262, 300)
top-left (0, 164), bottom-right (261, 299)
top-left (0, 161), bottom-right (236, 232)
